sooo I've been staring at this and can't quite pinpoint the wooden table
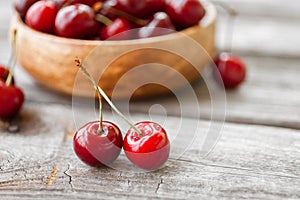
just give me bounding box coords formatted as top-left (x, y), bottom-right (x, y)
top-left (0, 0), bottom-right (299, 199)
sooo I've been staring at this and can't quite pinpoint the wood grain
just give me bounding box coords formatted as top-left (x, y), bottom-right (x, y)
top-left (0, 102), bottom-right (299, 199)
top-left (119, 56), bottom-right (300, 129)
top-left (212, 0), bottom-right (300, 19)
top-left (1, 0), bottom-right (300, 199)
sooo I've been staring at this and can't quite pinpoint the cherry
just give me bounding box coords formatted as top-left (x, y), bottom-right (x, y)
top-left (100, 17), bottom-right (133, 40)
top-left (74, 58), bottom-right (123, 167)
top-left (14, 0), bottom-right (40, 18)
top-left (25, 0), bottom-right (59, 34)
top-left (73, 120), bottom-right (123, 167)
top-left (0, 30), bottom-right (24, 119)
top-left (138, 12), bottom-right (175, 39)
top-left (165, 0), bottom-right (206, 29)
top-left (55, 4), bottom-right (99, 39)
top-left (0, 81), bottom-right (24, 119)
top-left (0, 65), bottom-right (14, 84)
top-left (124, 121), bottom-right (170, 171)
top-left (75, 59), bottom-right (170, 170)
top-left (214, 52), bottom-right (246, 89)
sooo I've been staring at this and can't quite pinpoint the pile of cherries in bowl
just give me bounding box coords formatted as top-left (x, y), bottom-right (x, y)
top-left (14, 0), bottom-right (206, 40)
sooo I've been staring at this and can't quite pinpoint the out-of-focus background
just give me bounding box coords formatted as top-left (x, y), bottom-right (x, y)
top-left (0, 0), bottom-right (300, 199)
top-left (2, 0), bottom-right (300, 60)
top-left (213, 0), bottom-right (300, 57)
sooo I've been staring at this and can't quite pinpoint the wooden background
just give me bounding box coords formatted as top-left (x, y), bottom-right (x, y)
top-left (0, 0), bottom-right (300, 199)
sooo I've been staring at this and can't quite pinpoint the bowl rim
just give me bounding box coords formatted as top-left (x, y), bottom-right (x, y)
top-left (13, 0), bottom-right (216, 46)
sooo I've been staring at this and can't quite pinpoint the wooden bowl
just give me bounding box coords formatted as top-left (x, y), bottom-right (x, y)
top-left (11, 1), bottom-right (216, 99)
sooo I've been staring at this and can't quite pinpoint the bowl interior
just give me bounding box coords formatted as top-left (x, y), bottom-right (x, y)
top-left (12, 0), bottom-right (217, 99)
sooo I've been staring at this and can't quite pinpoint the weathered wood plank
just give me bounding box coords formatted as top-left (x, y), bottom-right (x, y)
top-left (216, 15), bottom-right (300, 57)
top-left (212, 0), bottom-right (300, 19)
top-left (0, 1), bottom-right (300, 128)
top-left (0, 0), bottom-right (299, 199)
top-left (0, 102), bottom-right (299, 199)
top-left (122, 56), bottom-right (300, 129)
top-left (4, 46), bottom-right (300, 129)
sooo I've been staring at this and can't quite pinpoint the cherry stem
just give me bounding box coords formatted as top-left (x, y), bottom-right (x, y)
top-left (5, 29), bottom-right (17, 86)
top-left (212, 1), bottom-right (237, 53)
top-left (62, 0), bottom-right (74, 8)
top-left (211, 1), bottom-right (237, 16)
top-left (95, 14), bottom-right (113, 26)
top-left (75, 58), bottom-right (103, 133)
top-left (75, 58), bottom-right (143, 137)
top-left (93, 1), bottom-right (103, 13)
top-left (107, 7), bottom-right (148, 27)
top-left (93, 1), bottom-right (147, 26)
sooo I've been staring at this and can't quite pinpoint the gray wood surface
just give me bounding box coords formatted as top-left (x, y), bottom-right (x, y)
top-left (1, 103), bottom-right (300, 199)
top-left (0, 0), bottom-right (300, 199)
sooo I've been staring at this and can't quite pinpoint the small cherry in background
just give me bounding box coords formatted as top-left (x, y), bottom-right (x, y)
top-left (165, 0), bottom-right (206, 30)
top-left (214, 52), bottom-right (246, 89)
top-left (0, 80), bottom-right (24, 119)
top-left (213, 3), bottom-right (246, 89)
top-left (0, 31), bottom-right (24, 119)
top-left (99, 17), bottom-right (134, 40)
top-left (138, 12), bottom-right (175, 39)
top-left (0, 65), bottom-right (14, 84)
top-left (73, 58), bottom-right (123, 167)
top-left (25, 0), bottom-right (59, 34)
top-left (14, 0), bottom-right (40, 18)
top-left (55, 3), bottom-right (99, 39)
top-left (123, 121), bottom-right (170, 171)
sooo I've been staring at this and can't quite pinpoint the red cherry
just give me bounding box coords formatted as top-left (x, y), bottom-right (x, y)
top-left (100, 18), bottom-right (133, 40)
top-left (25, 0), bottom-right (59, 34)
top-left (14, 0), bottom-right (40, 18)
top-left (0, 81), bottom-right (24, 119)
top-left (73, 120), bottom-right (123, 167)
top-left (214, 53), bottom-right (246, 89)
top-left (165, 0), bottom-right (206, 29)
top-left (124, 121), bottom-right (170, 171)
top-left (55, 4), bottom-right (99, 39)
top-left (138, 12), bottom-right (175, 38)
top-left (0, 65), bottom-right (14, 84)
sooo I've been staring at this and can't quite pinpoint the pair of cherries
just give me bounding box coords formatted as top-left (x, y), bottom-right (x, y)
top-left (73, 53), bottom-right (246, 172)
top-left (73, 59), bottom-right (170, 171)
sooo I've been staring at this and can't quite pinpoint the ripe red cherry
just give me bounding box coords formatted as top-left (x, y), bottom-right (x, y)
top-left (100, 18), bottom-right (133, 40)
top-left (138, 12), bottom-right (175, 38)
top-left (124, 121), bottom-right (170, 171)
top-left (0, 81), bottom-right (24, 119)
top-left (214, 53), bottom-right (246, 89)
top-left (0, 65), bottom-right (14, 84)
top-left (73, 120), bottom-right (123, 167)
top-left (25, 0), bottom-right (59, 34)
top-left (14, 0), bottom-right (40, 18)
top-left (55, 4), bottom-right (99, 39)
top-left (165, 0), bottom-right (206, 29)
